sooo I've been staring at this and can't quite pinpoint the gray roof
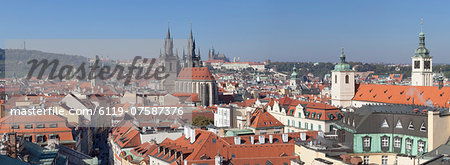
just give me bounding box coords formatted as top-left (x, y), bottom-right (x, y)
top-left (335, 104), bottom-right (441, 137)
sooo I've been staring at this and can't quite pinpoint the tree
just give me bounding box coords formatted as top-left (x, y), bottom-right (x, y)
top-left (192, 116), bottom-right (213, 127)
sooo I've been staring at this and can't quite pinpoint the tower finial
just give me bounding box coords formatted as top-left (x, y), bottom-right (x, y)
top-left (420, 17), bottom-right (424, 33)
top-left (340, 47), bottom-right (346, 63)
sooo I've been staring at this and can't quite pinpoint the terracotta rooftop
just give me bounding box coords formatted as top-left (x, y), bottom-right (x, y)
top-left (177, 67), bottom-right (215, 81)
top-left (353, 84), bottom-right (450, 108)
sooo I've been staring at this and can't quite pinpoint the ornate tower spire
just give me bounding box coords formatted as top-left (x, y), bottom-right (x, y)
top-left (164, 21), bottom-right (174, 57)
top-left (415, 18), bottom-right (430, 57)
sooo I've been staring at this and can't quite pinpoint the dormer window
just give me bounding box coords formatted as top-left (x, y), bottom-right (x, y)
top-left (408, 121), bottom-right (414, 130)
top-left (420, 122), bottom-right (426, 132)
top-left (381, 119), bottom-right (389, 128)
top-left (395, 120), bottom-right (403, 128)
top-left (11, 125), bottom-right (19, 129)
top-left (329, 114), bottom-right (334, 120)
top-left (25, 124), bottom-right (33, 129)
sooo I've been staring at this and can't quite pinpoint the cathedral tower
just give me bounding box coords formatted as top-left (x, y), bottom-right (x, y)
top-left (411, 18), bottom-right (433, 86)
top-left (331, 48), bottom-right (355, 107)
top-left (184, 25), bottom-right (202, 68)
top-left (160, 24), bottom-right (180, 93)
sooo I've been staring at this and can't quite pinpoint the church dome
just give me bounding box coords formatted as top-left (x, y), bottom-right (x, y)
top-left (334, 63), bottom-right (352, 71)
top-left (333, 48), bottom-right (353, 71)
top-left (414, 47), bottom-right (430, 57)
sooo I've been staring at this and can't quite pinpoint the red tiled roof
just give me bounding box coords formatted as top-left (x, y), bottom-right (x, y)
top-left (250, 109), bottom-right (284, 128)
top-left (177, 67), bottom-right (215, 81)
top-left (0, 115), bottom-right (74, 143)
top-left (353, 84), bottom-right (450, 107)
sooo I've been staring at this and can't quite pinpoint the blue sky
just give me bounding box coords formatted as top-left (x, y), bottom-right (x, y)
top-left (1, 0), bottom-right (449, 63)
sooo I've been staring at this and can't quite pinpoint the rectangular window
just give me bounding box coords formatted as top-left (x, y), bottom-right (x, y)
top-left (305, 123), bottom-right (308, 129)
top-left (406, 139), bottom-right (412, 151)
top-left (418, 141), bottom-right (425, 153)
top-left (382, 156), bottom-right (388, 165)
top-left (394, 138), bottom-right (401, 148)
top-left (298, 122), bottom-right (301, 128)
top-left (363, 137), bottom-right (371, 148)
top-left (318, 125), bottom-right (322, 131)
top-left (382, 137), bottom-right (389, 147)
top-left (363, 156), bottom-right (369, 165)
top-left (310, 124), bottom-right (313, 130)
top-left (49, 134), bottom-right (59, 139)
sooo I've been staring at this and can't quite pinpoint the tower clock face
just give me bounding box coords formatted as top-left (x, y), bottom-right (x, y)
top-left (424, 61), bottom-right (431, 69)
top-left (414, 61), bottom-right (420, 69)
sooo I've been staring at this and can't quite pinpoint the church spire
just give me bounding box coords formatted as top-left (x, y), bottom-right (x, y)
top-left (164, 21), bottom-right (174, 57)
top-left (415, 17), bottom-right (430, 57)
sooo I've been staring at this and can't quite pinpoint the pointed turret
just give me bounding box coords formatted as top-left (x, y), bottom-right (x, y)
top-left (164, 23), bottom-right (174, 57)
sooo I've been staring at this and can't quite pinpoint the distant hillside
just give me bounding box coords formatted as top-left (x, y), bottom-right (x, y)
top-left (271, 62), bottom-right (450, 79)
top-left (4, 49), bottom-right (88, 78)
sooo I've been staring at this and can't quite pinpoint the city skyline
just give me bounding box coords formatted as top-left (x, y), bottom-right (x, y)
top-left (1, 0), bottom-right (450, 63)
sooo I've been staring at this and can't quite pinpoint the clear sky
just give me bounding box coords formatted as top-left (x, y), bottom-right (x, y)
top-left (1, 0), bottom-right (449, 63)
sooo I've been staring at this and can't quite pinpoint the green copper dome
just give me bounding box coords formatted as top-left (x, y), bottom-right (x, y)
top-left (333, 48), bottom-right (353, 71)
top-left (334, 63), bottom-right (352, 71)
top-left (414, 31), bottom-right (430, 57)
top-left (290, 66), bottom-right (298, 79)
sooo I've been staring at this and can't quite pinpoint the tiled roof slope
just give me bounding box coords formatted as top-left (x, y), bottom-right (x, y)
top-left (250, 109), bottom-right (284, 129)
top-left (177, 67), bottom-right (215, 81)
top-left (353, 84), bottom-right (450, 108)
top-left (129, 129), bottom-right (318, 165)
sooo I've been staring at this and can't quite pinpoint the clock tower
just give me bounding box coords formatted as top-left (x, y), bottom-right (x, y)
top-left (411, 18), bottom-right (433, 86)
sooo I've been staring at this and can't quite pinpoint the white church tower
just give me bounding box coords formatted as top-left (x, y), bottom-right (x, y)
top-left (411, 18), bottom-right (433, 86)
top-left (331, 48), bottom-right (355, 107)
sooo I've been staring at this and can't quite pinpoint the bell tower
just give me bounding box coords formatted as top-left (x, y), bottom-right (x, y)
top-left (331, 48), bottom-right (355, 108)
top-left (411, 18), bottom-right (433, 86)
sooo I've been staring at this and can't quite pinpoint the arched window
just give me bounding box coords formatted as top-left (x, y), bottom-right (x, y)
top-left (345, 75), bottom-right (349, 84)
top-left (335, 75), bottom-right (337, 84)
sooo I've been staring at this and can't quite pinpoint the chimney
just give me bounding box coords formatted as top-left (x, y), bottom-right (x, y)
top-left (259, 135), bottom-right (265, 144)
top-left (300, 132), bottom-right (306, 141)
top-left (234, 137), bottom-right (241, 145)
top-left (282, 134), bottom-right (288, 143)
top-left (250, 136), bottom-right (254, 144)
top-left (8, 132), bottom-right (17, 159)
top-left (190, 129), bottom-right (196, 143)
top-left (184, 127), bottom-right (190, 139)
top-left (269, 135), bottom-right (273, 143)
